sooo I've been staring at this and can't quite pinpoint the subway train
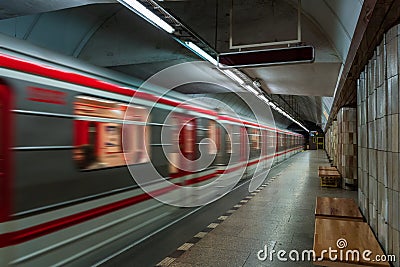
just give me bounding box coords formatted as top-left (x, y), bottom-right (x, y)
top-left (0, 49), bottom-right (304, 266)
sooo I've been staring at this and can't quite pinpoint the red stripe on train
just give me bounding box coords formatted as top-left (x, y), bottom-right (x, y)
top-left (0, 185), bottom-right (177, 248)
top-left (0, 53), bottom-right (303, 134)
top-left (0, 54), bottom-right (217, 117)
top-left (217, 115), bottom-right (302, 136)
top-left (185, 173), bottom-right (218, 185)
top-left (217, 164), bottom-right (245, 174)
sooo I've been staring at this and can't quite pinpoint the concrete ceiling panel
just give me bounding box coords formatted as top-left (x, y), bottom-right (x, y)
top-left (78, 7), bottom-right (195, 67)
top-left (0, 0), bottom-right (116, 19)
top-left (0, 3), bottom-right (200, 79)
top-left (0, 4), bottom-right (122, 56)
top-left (293, 0), bottom-right (363, 61)
top-left (246, 62), bottom-right (341, 96)
top-left (0, 14), bottom-right (38, 39)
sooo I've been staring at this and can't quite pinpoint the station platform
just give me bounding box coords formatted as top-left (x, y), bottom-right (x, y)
top-left (156, 150), bottom-right (357, 267)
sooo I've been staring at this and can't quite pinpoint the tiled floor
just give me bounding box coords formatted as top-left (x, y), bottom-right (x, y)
top-left (164, 150), bottom-right (357, 267)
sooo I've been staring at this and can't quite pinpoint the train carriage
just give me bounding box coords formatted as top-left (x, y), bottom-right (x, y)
top-left (0, 51), bottom-right (304, 266)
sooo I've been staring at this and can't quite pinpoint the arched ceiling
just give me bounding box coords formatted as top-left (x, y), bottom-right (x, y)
top-left (0, 0), bottom-right (364, 128)
top-left (157, 0), bottom-right (363, 128)
top-left (0, 0), bottom-right (116, 18)
top-left (0, 3), bottom-right (197, 73)
top-left (293, 0), bottom-right (364, 63)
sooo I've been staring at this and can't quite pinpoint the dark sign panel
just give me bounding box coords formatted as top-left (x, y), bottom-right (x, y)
top-left (218, 46), bottom-right (314, 68)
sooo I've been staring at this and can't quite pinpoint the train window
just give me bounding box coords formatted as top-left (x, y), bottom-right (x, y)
top-left (267, 130), bottom-right (273, 148)
top-left (168, 115), bottom-right (196, 174)
top-left (209, 120), bottom-right (218, 154)
top-left (276, 132), bottom-right (281, 151)
top-left (249, 128), bottom-right (253, 148)
top-left (184, 120), bottom-right (195, 154)
top-left (253, 128), bottom-right (261, 150)
top-left (261, 130), bottom-right (266, 155)
top-left (169, 116), bottom-right (179, 174)
top-left (248, 128), bottom-right (254, 149)
top-left (74, 96), bottom-right (149, 170)
top-left (124, 105), bottom-right (150, 164)
top-left (171, 117), bottom-right (180, 145)
top-left (225, 125), bottom-right (232, 154)
top-left (229, 125), bottom-right (239, 163)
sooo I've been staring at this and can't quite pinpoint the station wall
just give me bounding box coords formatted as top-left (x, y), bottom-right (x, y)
top-left (357, 23), bottom-right (399, 266)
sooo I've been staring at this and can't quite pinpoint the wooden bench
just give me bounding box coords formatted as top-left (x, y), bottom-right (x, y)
top-left (318, 169), bottom-right (341, 188)
top-left (315, 197), bottom-right (363, 222)
top-left (318, 166), bottom-right (338, 171)
top-left (313, 218), bottom-right (390, 266)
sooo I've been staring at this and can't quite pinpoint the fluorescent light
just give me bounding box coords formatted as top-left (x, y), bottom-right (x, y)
top-left (273, 105), bottom-right (309, 131)
top-left (119, 0), bottom-right (175, 33)
top-left (332, 63), bottom-right (344, 100)
top-left (258, 95), bottom-right (270, 104)
top-left (185, 41), bottom-right (218, 65)
top-left (219, 65), bottom-right (310, 132)
top-left (222, 69), bottom-right (245, 85)
top-left (244, 85), bottom-right (260, 95)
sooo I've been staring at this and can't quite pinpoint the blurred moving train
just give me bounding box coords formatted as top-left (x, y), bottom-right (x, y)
top-left (0, 49), bottom-right (304, 266)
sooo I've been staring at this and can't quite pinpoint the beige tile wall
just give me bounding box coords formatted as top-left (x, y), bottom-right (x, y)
top-left (337, 107), bottom-right (357, 189)
top-left (357, 23), bottom-right (400, 266)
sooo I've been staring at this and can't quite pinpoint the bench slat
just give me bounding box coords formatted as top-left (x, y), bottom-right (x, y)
top-left (313, 218), bottom-right (390, 266)
top-left (315, 197), bottom-right (363, 221)
top-left (318, 166), bottom-right (338, 171)
top-left (318, 169), bottom-right (341, 177)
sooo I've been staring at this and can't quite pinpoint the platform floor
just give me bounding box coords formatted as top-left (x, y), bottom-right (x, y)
top-left (158, 150), bottom-right (357, 267)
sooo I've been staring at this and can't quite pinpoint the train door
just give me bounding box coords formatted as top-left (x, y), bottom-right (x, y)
top-left (74, 120), bottom-right (99, 170)
top-left (223, 124), bottom-right (232, 166)
top-left (261, 130), bottom-right (267, 169)
top-left (0, 83), bottom-right (12, 222)
top-left (179, 117), bottom-right (196, 165)
top-left (240, 127), bottom-right (248, 163)
top-left (282, 134), bottom-right (286, 160)
top-left (275, 132), bottom-right (280, 162)
top-left (170, 115), bottom-right (196, 178)
top-left (231, 125), bottom-right (240, 164)
top-left (208, 120), bottom-right (219, 165)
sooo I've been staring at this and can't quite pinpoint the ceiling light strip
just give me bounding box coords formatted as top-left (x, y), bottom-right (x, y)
top-left (260, 96), bottom-right (309, 132)
top-left (222, 69), bottom-right (246, 85)
top-left (117, 0), bottom-right (308, 132)
top-left (231, 71), bottom-right (309, 132)
top-left (184, 42), bottom-right (218, 66)
top-left (118, 0), bottom-right (175, 33)
top-left (221, 68), bottom-right (309, 132)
